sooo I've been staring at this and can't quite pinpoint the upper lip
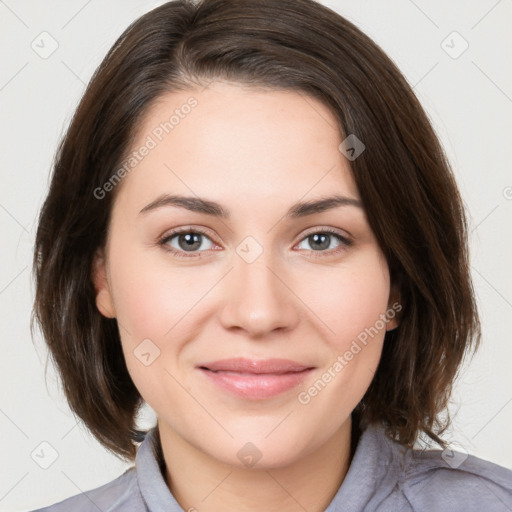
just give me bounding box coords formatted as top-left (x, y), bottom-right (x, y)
top-left (198, 358), bottom-right (314, 374)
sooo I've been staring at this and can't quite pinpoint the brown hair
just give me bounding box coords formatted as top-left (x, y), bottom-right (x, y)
top-left (32, 0), bottom-right (480, 461)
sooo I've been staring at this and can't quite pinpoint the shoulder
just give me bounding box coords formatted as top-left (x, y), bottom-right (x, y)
top-left (28, 467), bottom-right (143, 512)
top-left (395, 438), bottom-right (512, 511)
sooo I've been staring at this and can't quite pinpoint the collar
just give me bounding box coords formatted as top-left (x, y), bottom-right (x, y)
top-left (135, 422), bottom-right (401, 512)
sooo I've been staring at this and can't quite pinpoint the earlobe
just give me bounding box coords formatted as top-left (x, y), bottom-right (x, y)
top-left (386, 316), bottom-right (399, 331)
top-left (91, 248), bottom-right (116, 319)
top-left (386, 282), bottom-right (402, 332)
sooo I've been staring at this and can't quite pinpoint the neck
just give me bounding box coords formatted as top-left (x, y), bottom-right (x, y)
top-left (158, 416), bottom-right (356, 512)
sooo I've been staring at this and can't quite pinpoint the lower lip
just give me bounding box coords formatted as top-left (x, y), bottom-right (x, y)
top-left (199, 368), bottom-right (314, 400)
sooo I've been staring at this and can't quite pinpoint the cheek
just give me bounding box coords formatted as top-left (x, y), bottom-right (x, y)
top-left (106, 240), bottom-right (214, 400)
top-left (297, 254), bottom-right (390, 411)
top-left (299, 252), bottom-right (391, 351)
top-left (108, 229), bottom-right (391, 407)
top-left (107, 241), bottom-right (198, 343)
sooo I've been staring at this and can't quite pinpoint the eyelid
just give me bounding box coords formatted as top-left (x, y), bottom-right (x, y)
top-left (157, 226), bottom-right (219, 257)
top-left (158, 225), bottom-right (353, 258)
top-left (160, 225), bottom-right (352, 243)
top-left (159, 225), bottom-right (217, 242)
top-left (299, 225), bottom-right (352, 241)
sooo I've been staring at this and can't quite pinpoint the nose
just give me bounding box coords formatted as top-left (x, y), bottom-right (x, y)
top-left (218, 249), bottom-right (300, 338)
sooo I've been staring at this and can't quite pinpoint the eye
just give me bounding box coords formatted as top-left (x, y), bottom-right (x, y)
top-left (158, 228), bottom-right (215, 258)
top-left (158, 227), bottom-right (352, 259)
top-left (295, 228), bottom-right (352, 258)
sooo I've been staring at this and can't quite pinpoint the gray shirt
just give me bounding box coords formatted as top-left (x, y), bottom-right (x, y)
top-left (30, 422), bottom-right (512, 511)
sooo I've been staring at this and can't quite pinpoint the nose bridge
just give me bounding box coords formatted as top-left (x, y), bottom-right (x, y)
top-left (219, 235), bottom-right (298, 336)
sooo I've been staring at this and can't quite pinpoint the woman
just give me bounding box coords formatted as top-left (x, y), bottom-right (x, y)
top-left (30, 0), bottom-right (512, 510)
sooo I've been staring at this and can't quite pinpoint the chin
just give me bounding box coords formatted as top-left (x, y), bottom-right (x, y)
top-left (210, 433), bottom-right (310, 471)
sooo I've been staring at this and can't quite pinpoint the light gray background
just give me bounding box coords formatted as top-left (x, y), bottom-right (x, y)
top-left (1, 1), bottom-right (511, 511)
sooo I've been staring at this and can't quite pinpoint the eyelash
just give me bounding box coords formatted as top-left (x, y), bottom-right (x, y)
top-left (157, 227), bottom-right (353, 260)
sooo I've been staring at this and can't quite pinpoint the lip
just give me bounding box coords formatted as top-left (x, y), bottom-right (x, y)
top-left (199, 357), bottom-right (312, 374)
top-left (197, 358), bottom-right (315, 400)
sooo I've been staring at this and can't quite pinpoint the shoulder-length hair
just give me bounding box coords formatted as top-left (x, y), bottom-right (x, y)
top-left (32, 0), bottom-right (480, 461)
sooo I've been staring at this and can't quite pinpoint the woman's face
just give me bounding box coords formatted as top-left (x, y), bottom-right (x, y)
top-left (93, 80), bottom-right (397, 468)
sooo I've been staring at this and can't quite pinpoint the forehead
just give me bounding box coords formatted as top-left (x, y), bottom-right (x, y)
top-left (113, 80), bottom-right (360, 215)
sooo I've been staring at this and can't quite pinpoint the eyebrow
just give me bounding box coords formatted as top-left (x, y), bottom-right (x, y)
top-left (139, 193), bottom-right (363, 219)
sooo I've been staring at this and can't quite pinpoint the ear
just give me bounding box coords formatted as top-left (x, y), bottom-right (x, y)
top-left (386, 280), bottom-right (402, 332)
top-left (91, 248), bottom-right (116, 318)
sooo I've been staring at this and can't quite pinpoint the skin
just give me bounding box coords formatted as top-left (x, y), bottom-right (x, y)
top-left (93, 80), bottom-right (399, 512)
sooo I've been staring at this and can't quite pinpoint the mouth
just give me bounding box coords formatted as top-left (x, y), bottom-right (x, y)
top-left (197, 358), bottom-right (315, 400)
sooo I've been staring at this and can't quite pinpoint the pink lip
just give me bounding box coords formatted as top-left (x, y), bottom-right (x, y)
top-left (197, 358), bottom-right (315, 400)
